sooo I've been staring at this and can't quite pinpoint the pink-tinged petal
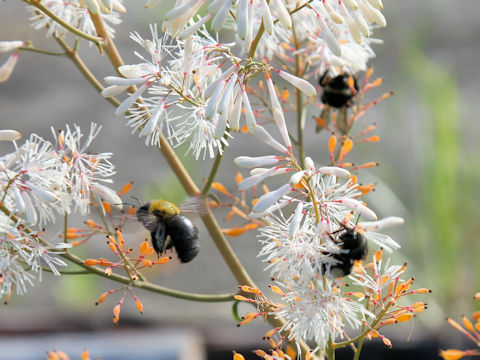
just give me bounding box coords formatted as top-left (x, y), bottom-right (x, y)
top-left (252, 184), bottom-right (292, 213)
top-left (104, 76), bottom-right (146, 86)
top-left (0, 130), bottom-right (21, 141)
top-left (0, 53), bottom-right (18, 83)
top-left (337, 198), bottom-right (377, 220)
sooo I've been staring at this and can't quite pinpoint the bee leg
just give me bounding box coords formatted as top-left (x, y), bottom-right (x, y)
top-left (316, 106), bottom-right (331, 133)
top-left (336, 106), bottom-right (349, 135)
top-left (151, 222), bottom-right (167, 256)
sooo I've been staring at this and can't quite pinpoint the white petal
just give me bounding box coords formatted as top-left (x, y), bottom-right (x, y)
top-left (367, 0), bottom-right (383, 10)
top-left (318, 16), bottom-right (341, 56)
top-left (0, 41), bottom-right (25, 53)
top-left (115, 83), bottom-right (148, 116)
top-left (25, 181), bottom-right (57, 202)
top-left (318, 166), bottom-right (351, 178)
top-left (276, 70), bottom-right (316, 97)
top-left (358, 217), bottom-right (404, 231)
top-left (0, 130), bottom-right (21, 141)
top-left (289, 171), bottom-right (305, 185)
top-left (238, 167), bottom-right (278, 190)
top-left (252, 184), bottom-right (292, 213)
top-left (241, 89), bottom-right (257, 128)
top-left (266, 77), bottom-right (291, 149)
top-left (118, 65), bottom-right (144, 78)
top-left (260, 0), bottom-right (274, 35)
top-left (234, 155), bottom-right (281, 168)
top-left (272, 0), bottom-right (292, 29)
top-left (211, 0), bottom-right (233, 32)
top-left (250, 124), bottom-right (288, 154)
top-left (101, 85), bottom-right (129, 97)
top-left (205, 80), bottom-right (226, 120)
top-left (90, 183), bottom-right (122, 209)
top-left (237, 0), bottom-right (249, 40)
top-left (104, 76), bottom-right (146, 86)
top-left (289, 201), bottom-right (304, 238)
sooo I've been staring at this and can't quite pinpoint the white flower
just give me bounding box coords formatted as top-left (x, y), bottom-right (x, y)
top-left (52, 123), bottom-right (119, 215)
top-left (258, 207), bottom-right (341, 284)
top-left (28, 0), bottom-right (122, 39)
top-left (0, 217), bottom-right (67, 298)
top-left (0, 133), bottom-right (70, 226)
top-left (103, 24), bottom-right (241, 159)
top-left (274, 280), bottom-right (372, 348)
top-left (255, 3), bottom-right (379, 76)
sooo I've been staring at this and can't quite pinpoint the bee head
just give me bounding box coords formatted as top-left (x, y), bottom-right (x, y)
top-left (149, 200), bottom-right (181, 219)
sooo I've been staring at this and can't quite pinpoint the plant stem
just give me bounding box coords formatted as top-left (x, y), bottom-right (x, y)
top-left (54, 36), bottom-right (120, 109)
top-left (0, 202), bottom-right (235, 302)
top-left (85, 13), bottom-right (314, 358)
top-left (201, 137), bottom-right (227, 196)
top-left (18, 46), bottom-right (65, 57)
top-left (326, 338), bottom-right (335, 360)
top-left (291, 20), bottom-right (306, 169)
top-left (24, 0), bottom-right (103, 46)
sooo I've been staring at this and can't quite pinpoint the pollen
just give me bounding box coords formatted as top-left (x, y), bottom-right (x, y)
top-left (212, 182), bottom-right (231, 196)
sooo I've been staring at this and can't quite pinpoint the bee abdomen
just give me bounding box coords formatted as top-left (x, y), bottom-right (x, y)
top-left (166, 215), bottom-right (199, 263)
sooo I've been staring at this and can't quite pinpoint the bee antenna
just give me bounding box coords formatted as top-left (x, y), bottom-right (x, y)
top-left (354, 214), bottom-right (361, 226)
top-left (131, 196), bottom-right (142, 207)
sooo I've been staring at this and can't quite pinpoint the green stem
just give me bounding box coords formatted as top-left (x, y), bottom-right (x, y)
top-left (0, 202), bottom-right (234, 302)
top-left (54, 36), bottom-right (120, 109)
top-left (24, 0), bottom-right (103, 46)
top-left (201, 136), bottom-right (227, 196)
top-left (291, 19), bottom-right (306, 169)
top-left (18, 46), bottom-right (65, 57)
top-left (84, 13), bottom-right (314, 358)
top-left (326, 338), bottom-right (335, 360)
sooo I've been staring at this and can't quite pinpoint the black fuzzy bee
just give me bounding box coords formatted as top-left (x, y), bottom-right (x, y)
top-left (324, 227), bottom-right (367, 278)
top-left (316, 72), bottom-right (359, 134)
top-left (136, 200), bottom-right (199, 263)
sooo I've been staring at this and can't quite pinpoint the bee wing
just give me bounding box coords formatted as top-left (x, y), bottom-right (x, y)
top-left (179, 196), bottom-right (207, 216)
top-left (364, 232), bottom-right (400, 252)
top-left (136, 207), bottom-right (159, 232)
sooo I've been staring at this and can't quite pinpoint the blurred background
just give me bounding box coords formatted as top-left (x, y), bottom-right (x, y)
top-left (0, 0), bottom-right (479, 358)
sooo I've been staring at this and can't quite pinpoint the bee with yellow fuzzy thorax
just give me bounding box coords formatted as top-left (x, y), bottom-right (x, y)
top-left (136, 199), bottom-right (200, 263)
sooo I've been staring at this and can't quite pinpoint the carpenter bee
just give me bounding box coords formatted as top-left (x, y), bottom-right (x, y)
top-left (316, 71), bottom-right (359, 134)
top-left (136, 200), bottom-right (200, 263)
top-left (323, 227), bottom-right (367, 278)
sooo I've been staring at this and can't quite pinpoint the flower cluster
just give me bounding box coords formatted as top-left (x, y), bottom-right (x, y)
top-left (0, 124), bottom-right (120, 298)
top-left (28, 0), bottom-right (124, 38)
